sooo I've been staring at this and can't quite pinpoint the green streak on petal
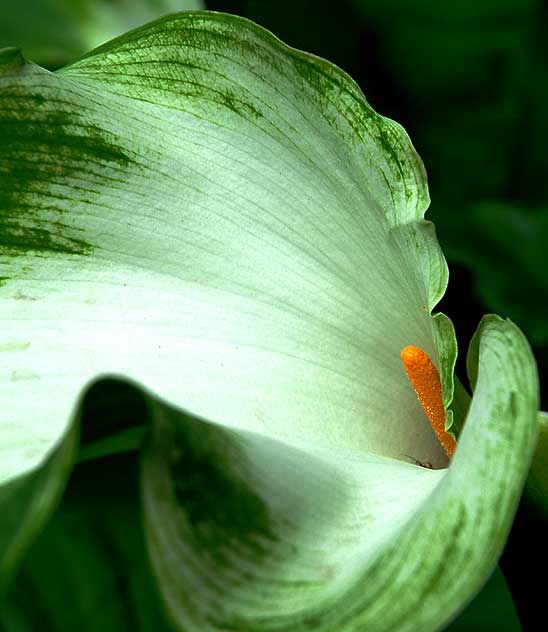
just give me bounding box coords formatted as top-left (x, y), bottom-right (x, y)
top-left (0, 58), bottom-right (134, 258)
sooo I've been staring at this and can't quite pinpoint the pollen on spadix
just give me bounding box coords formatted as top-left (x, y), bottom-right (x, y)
top-left (400, 345), bottom-right (456, 459)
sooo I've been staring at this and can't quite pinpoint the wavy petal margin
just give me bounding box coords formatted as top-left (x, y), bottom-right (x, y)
top-left (139, 316), bottom-right (538, 632)
top-left (1, 11), bottom-right (453, 482)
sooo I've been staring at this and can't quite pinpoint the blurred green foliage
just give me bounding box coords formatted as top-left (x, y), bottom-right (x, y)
top-left (1, 453), bottom-right (173, 632)
top-left (0, 0), bottom-right (203, 67)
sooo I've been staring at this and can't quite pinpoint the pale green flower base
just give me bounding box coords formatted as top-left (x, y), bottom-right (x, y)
top-left (0, 11), bottom-right (542, 631)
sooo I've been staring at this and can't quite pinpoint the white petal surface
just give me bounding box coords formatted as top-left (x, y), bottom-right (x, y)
top-left (0, 14), bottom-right (451, 482)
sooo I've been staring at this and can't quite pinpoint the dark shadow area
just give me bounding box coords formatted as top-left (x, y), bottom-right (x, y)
top-left (79, 378), bottom-right (149, 448)
top-left (500, 497), bottom-right (548, 631)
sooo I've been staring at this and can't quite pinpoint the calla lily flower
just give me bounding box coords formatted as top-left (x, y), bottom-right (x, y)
top-left (0, 11), bottom-right (541, 631)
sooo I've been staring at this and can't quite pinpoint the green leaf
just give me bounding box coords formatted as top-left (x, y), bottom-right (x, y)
top-left (444, 567), bottom-right (521, 632)
top-left (0, 12), bottom-right (540, 631)
top-left (1, 453), bottom-right (173, 631)
top-left (0, 405), bottom-right (79, 594)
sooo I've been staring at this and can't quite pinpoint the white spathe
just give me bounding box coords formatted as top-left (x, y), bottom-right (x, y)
top-left (1, 24), bottom-right (447, 482)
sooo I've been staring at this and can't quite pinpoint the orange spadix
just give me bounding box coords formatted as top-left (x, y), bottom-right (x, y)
top-left (400, 345), bottom-right (456, 459)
